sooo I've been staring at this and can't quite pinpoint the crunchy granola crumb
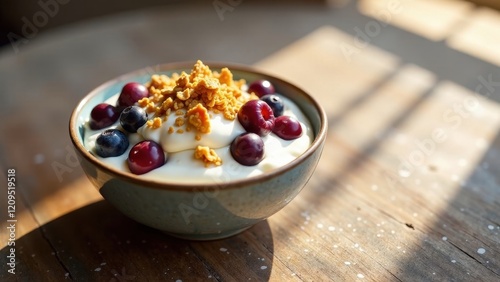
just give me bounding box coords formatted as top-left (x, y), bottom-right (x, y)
top-left (146, 117), bottom-right (163, 129)
top-left (186, 103), bottom-right (210, 134)
top-left (138, 97), bottom-right (150, 107)
top-left (174, 117), bottom-right (185, 127)
top-left (146, 101), bottom-right (156, 113)
top-left (194, 146), bottom-right (222, 167)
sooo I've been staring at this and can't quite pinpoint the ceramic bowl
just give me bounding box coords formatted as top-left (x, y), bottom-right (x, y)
top-left (69, 62), bottom-right (327, 240)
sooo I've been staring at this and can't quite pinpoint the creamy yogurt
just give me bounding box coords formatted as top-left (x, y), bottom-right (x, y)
top-left (84, 92), bottom-right (313, 184)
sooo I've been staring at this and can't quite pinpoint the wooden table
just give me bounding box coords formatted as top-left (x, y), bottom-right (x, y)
top-left (1, 1), bottom-right (499, 281)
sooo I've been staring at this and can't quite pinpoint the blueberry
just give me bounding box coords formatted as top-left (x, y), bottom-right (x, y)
top-left (95, 129), bottom-right (129, 157)
top-left (260, 94), bottom-right (284, 117)
top-left (120, 106), bottom-right (148, 133)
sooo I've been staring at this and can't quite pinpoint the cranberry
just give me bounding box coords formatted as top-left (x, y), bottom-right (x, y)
top-left (89, 103), bottom-right (120, 130)
top-left (248, 80), bottom-right (275, 97)
top-left (127, 140), bottom-right (165, 175)
top-left (230, 133), bottom-right (265, 166)
top-left (272, 116), bottom-right (303, 140)
top-left (117, 82), bottom-right (149, 108)
top-left (260, 94), bottom-right (284, 117)
top-left (238, 100), bottom-right (275, 136)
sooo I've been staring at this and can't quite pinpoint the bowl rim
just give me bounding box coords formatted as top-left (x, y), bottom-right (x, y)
top-left (69, 61), bottom-right (328, 191)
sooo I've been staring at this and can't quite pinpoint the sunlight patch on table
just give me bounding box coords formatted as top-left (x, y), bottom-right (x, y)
top-left (251, 22), bottom-right (500, 279)
top-left (376, 78), bottom-right (500, 201)
top-left (31, 176), bottom-right (102, 226)
top-left (358, 0), bottom-right (474, 41)
top-left (256, 25), bottom-right (401, 120)
top-left (447, 7), bottom-right (500, 67)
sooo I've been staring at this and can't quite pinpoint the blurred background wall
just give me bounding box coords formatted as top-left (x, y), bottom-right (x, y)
top-left (0, 0), bottom-right (179, 47)
top-left (1, 0), bottom-right (499, 48)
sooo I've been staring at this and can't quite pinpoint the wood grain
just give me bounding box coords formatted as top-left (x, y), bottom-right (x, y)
top-left (0, 1), bottom-right (499, 281)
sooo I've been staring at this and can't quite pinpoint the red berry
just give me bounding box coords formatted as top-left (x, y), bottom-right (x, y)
top-left (238, 100), bottom-right (275, 136)
top-left (248, 80), bottom-right (275, 97)
top-left (230, 133), bottom-right (265, 166)
top-left (127, 140), bottom-right (165, 175)
top-left (89, 103), bottom-right (120, 130)
top-left (117, 82), bottom-right (149, 108)
top-left (272, 116), bottom-right (303, 140)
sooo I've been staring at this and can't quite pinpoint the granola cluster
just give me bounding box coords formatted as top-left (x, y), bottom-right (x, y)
top-left (137, 60), bottom-right (254, 166)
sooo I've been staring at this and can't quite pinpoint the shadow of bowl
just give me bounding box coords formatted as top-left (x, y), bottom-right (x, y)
top-left (0, 200), bottom-right (274, 281)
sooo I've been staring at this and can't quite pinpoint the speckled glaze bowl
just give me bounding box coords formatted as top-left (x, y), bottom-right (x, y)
top-left (69, 62), bottom-right (327, 240)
